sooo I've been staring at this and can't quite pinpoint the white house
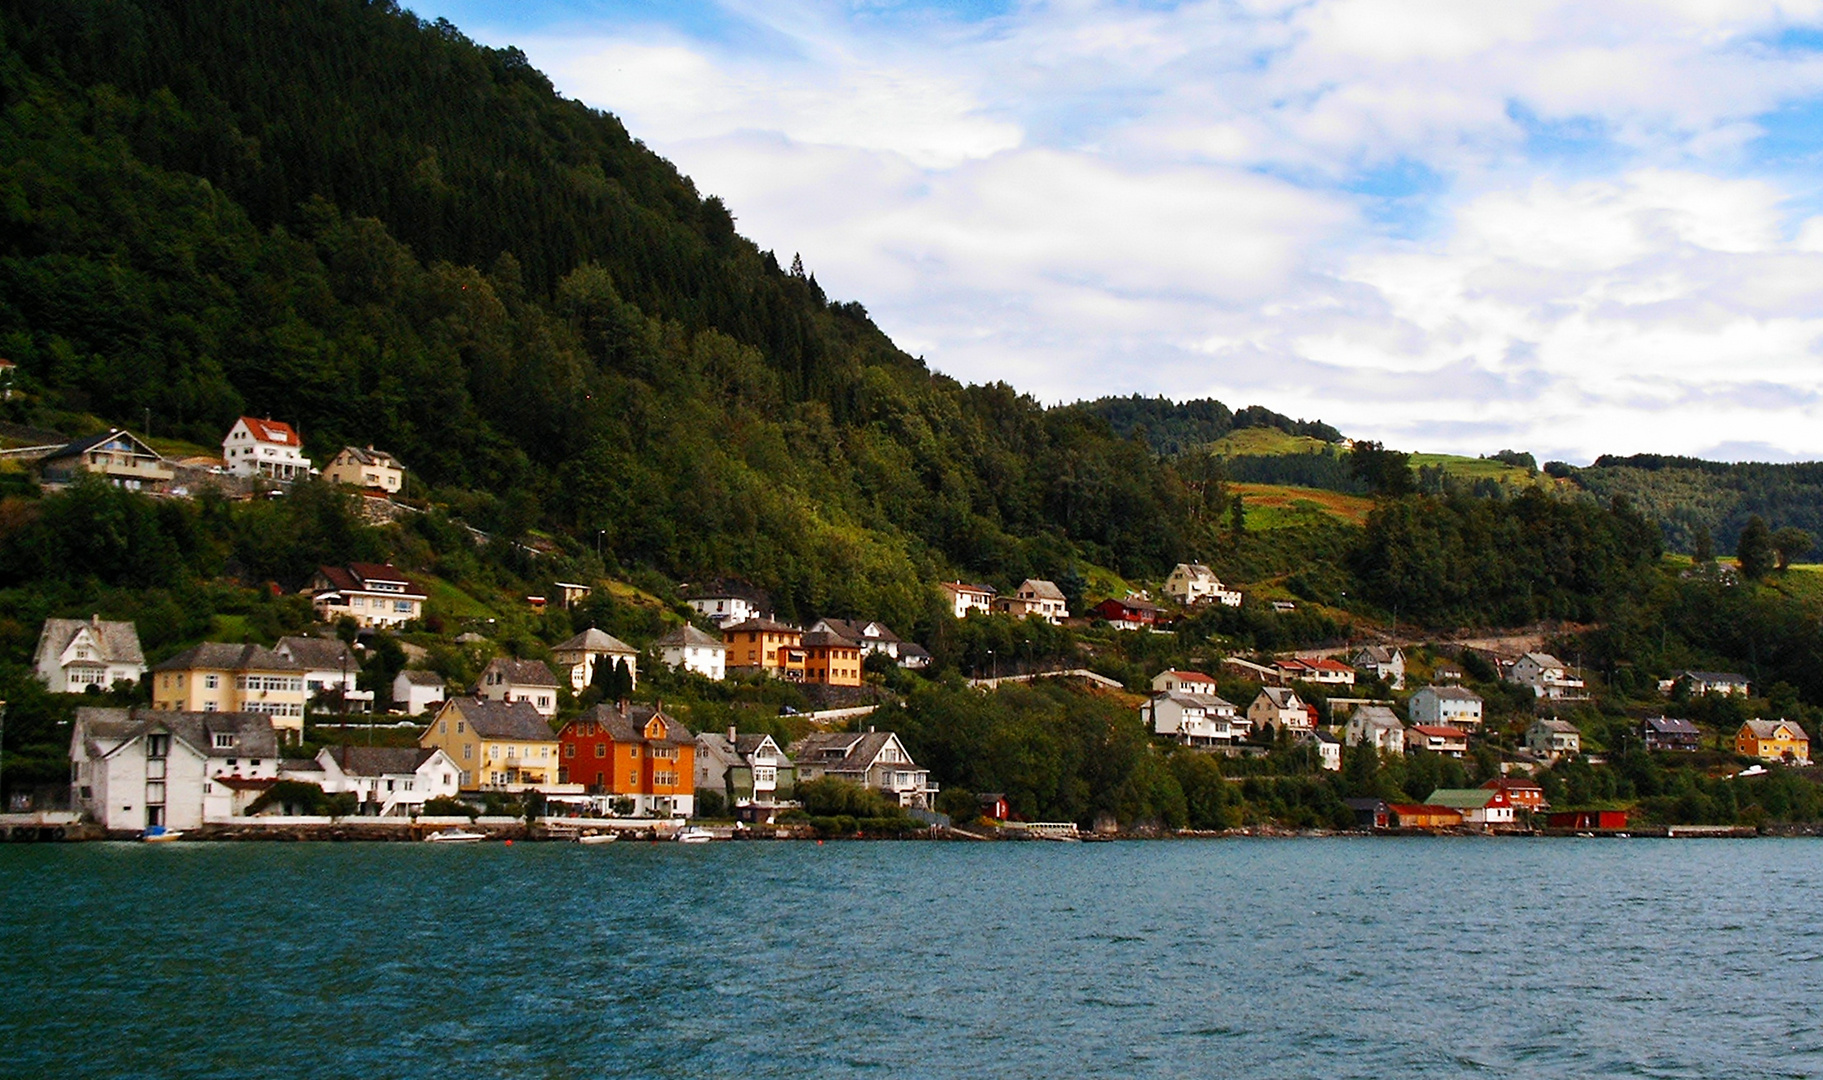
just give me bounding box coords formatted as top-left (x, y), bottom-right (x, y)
top-left (685, 580), bottom-right (771, 627)
top-left (475, 657), bottom-right (560, 717)
top-left (33, 616), bottom-right (145, 693)
top-left (1350, 646), bottom-right (1405, 689)
top-left (1163, 563), bottom-right (1242, 606)
top-left (1408, 685), bottom-right (1484, 729)
top-left (222, 416), bottom-right (312, 480)
top-left (70, 708), bottom-right (280, 832)
top-left (653, 624), bottom-right (727, 680)
top-left (1143, 691), bottom-right (1240, 747)
top-left (1527, 718), bottom-right (1582, 759)
top-left (1344, 704), bottom-right (1406, 754)
top-left (1249, 686), bottom-right (1313, 732)
top-left (1662, 670), bottom-right (1751, 697)
top-left (1408, 724), bottom-right (1470, 757)
top-left (1151, 669), bottom-right (1220, 697)
top-left (789, 729), bottom-right (938, 810)
top-left (996, 579), bottom-right (1069, 623)
top-left (275, 635), bottom-right (371, 712)
top-left (940, 581), bottom-right (996, 619)
top-left (696, 729), bottom-right (795, 812)
top-left (297, 745), bottom-right (461, 816)
top-left (551, 628), bottom-right (639, 691)
top-left (1296, 729), bottom-right (1342, 771)
top-left (810, 617), bottom-right (908, 663)
top-left (1509, 653), bottom-right (1587, 700)
top-left (392, 669), bottom-right (449, 715)
top-left (311, 563), bottom-right (427, 629)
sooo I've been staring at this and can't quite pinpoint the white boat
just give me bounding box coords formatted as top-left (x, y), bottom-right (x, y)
top-left (424, 828), bottom-right (485, 843)
top-left (576, 832), bottom-right (619, 845)
top-left (674, 827), bottom-right (717, 843)
top-left (141, 827), bottom-right (184, 843)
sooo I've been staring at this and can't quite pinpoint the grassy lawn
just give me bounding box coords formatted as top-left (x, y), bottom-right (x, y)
top-left (1208, 428), bottom-right (1336, 457)
top-left (1767, 564), bottom-right (1823, 606)
top-left (420, 574), bottom-right (496, 620)
top-left (209, 614), bottom-right (255, 641)
top-left (1231, 482), bottom-right (1374, 527)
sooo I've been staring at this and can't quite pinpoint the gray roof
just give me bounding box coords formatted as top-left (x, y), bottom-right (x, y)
top-left (337, 445), bottom-right (402, 468)
top-left (723, 617), bottom-right (799, 634)
top-left (788, 730), bottom-right (916, 773)
top-left (801, 629), bottom-right (859, 648)
top-left (1018, 579), bottom-right (1067, 601)
top-left (1679, 670), bottom-right (1748, 684)
top-left (814, 618), bottom-right (902, 644)
top-left (478, 657), bottom-right (559, 687)
top-left (397, 669), bottom-right (447, 686)
top-left (444, 698), bottom-right (556, 741)
top-left (1353, 646), bottom-right (1401, 664)
top-left (653, 624), bottom-right (725, 649)
top-left (322, 745), bottom-right (438, 777)
top-left (553, 628), bottom-right (637, 654)
top-left (1743, 718), bottom-right (1807, 740)
top-left (276, 635), bottom-right (358, 671)
top-left (1352, 704), bottom-right (1403, 728)
top-left (1255, 686), bottom-right (1302, 707)
top-left (81, 707), bottom-right (280, 760)
top-left (1533, 718), bottom-right (1581, 735)
top-left (1157, 690), bottom-right (1236, 711)
top-left (37, 617), bottom-right (145, 666)
top-left (1417, 685), bottom-right (1482, 702)
top-left (734, 734), bottom-right (789, 762)
top-left (151, 642), bottom-right (303, 673)
top-left (1644, 716), bottom-right (1701, 735)
top-left (569, 703), bottom-right (693, 746)
top-left (694, 732), bottom-right (743, 770)
top-left (1522, 652), bottom-right (1565, 669)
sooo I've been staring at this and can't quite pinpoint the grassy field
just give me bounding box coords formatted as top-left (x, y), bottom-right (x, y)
top-left (1767, 564), bottom-right (1823, 606)
top-left (420, 575), bottom-right (496, 620)
top-left (1231, 482), bottom-right (1374, 527)
top-left (1208, 428), bottom-right (1336, 457)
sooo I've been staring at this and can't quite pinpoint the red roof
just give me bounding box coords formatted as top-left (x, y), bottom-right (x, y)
top-left (1410, 725), bottom-right (1469, 738)
top-left (1304, 658), bottom-right (1354, 673)
top-left (1162, 670), bottom-right (1215, 683)
top-left (1482, 777), bottom-right (1542, 792)
top-left (239, 416), bottom-right (300, 446)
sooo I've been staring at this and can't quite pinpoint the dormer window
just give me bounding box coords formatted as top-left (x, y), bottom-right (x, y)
top-left (213, 733), bottom-right (235, 749)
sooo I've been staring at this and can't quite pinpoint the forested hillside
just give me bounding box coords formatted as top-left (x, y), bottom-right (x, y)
top-left (1566, 456), bottom-right (1823, 558)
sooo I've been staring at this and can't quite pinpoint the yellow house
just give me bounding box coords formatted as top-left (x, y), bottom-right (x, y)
top-left (422, 697), bottom-right (564, 792)
top-left (723, 618), bottom-right (806, 678)
top-left (1736, 719), bottom-right (1811, 765)
top-left (149, 643), bottom-right (308, 742)
top-left (323, 446), bottom-right (405, 493)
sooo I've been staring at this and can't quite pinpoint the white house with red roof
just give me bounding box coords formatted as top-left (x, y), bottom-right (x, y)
top-left (1151, 669), bottom-right (1219, 696)
top-left (311, 563), bottom-right (427, 629)
top-left (1274, 657), bottom-right (1357, 686)
top-left (223, 416), bottom-right (313, 480)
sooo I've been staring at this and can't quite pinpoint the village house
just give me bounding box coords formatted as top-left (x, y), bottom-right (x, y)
top-left (1407, 724), bottom-right (1470, 757)
top-left (1248, 686), bottom-right (1313, 733)
top-left (978, 793), bottom-right (1011, 821)
top-left (421, 697), bottom-right (562, 792)
top-left (684, 579), bottom-right (771, 627)
top-left (653, 624), bottom-right (727, 680)
top-left (1526, 718), bottom-right (1582, 760)
top-left (1092, 596), bottom-right (1170, 630)
top-left (1482, 777), bottom-right (1547, 812)
top-left (790, 729), bottom-right (938, 809)
top-left (1426, 787), bottom-right (1516, 827)
top-left (800, 628), bottom-right (864, 686)
top-left (275, 635), bottom-right (369, 712)
top-left (724, 618), bottom-right (806, 679)
top-left (299, 745), bottom-right (461, 816)
top-left (150, 643), bottom-right (308, 742)
top-left (1143, 691), bottom-right (1240, 747)
top-left (996, 579), bottom-right (1069, 624)
top-left (1662, 670), bottom-right (1751, 697)
top-left (37, 429), bottom-right (173, 492)
top-left (1152, 669), bottom-right (1220, 696)
top-left (1736, 719), bottom-right (1811, 765)
top-left (1508, 652), bottom-right (1587, 700)
top-left (1343, 797), bottom-right (1394, 830)
top-left (558, 702), bottom-right (696, 817)
top-left (1344, 704), bottom-right (1405, 754)
top-left (322, 446), bottom-right (405, 493)
top-left (1407, 685), bottom-right (1484, 730)
top-left (222, 416), bottom-right (312, 481)
top-left (940, 581), bottom-right (996, 618)
top-left (392, 669), bottom-right (448, 715)
top-left (474, 657), bottom-right (560, 718)
top-left (694, 728), bottom-right (796, 816)
top-left (553, 582), bottom-right (592, 609)
top-left (311, 563), bottom-right (427, 629)
top-left (1274, 657), bottom-right (1357, 686)
top-left (551, 627), bottom-right (639, 692)
top-left (809, 617), bottom-right (909, 664)
top-left (1642, 715), bottom-right (1703, 752)
top-left (1350, 645), bottom-right (1405, 689)
top-left (33, 616), bottom-right (145, 693)
top-left (1547, 809), bottom-right (1630, 831)
top-left (1162, 563), bottom-right (1241, 606)
top-left (70, 707), bottom-right (279, 831)
top-left (1389, 803), bottom-right (1465, 829)
top-left (1296, 728), bottom-right (1342, 771)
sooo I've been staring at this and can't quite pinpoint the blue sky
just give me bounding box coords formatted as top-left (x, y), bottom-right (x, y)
top-left (407, 1), bottom-right (1823, 463)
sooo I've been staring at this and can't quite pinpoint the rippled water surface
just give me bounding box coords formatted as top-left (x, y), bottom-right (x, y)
top-left (3, 838), bottom-right (1821, 1078)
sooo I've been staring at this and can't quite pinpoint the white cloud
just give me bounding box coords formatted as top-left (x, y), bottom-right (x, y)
top-left (427, 0), bottom-right (1823, 460)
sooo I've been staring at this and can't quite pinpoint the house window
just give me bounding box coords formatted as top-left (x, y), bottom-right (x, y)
top-left (145, 782), bottom-right (165, 804)
top-left (146, 734), bottom-right (170, 758)
top-left (537, 696), bottom-right (551, 709)
top-left (213, 733), bottom-right (235, 749)
top-left (205, 674), bottom-right (220, 690)
top-left (565, 744), bottom-right (575, 758)
top-left (456, 722), bottom-right (464, 734)
top-left (463, 745), bottom-right (472, 760)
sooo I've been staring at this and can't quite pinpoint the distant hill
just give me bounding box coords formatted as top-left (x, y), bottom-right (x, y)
top-left (1075, 396), bottom-right (1342, 458)
top-left (1566, 456), bottom-right (1823, 557)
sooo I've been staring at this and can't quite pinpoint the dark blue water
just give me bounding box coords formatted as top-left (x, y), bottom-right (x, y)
top-left (2, 838), bottom-right (1819, 1078)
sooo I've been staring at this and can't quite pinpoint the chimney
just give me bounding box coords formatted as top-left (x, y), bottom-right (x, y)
top-left (617, 698), bottom-right (629, 717)
top-left (728, 726), bottom-right (737, 744)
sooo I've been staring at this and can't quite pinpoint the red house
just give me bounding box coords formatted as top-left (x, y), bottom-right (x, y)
top-left (977, 792), bottom-right (1010, 821)
top-left (1092, 597), bottom-right (1169, 630)
top-left (1482, 777), bottom-right (1547, 811)
top-left (1547, 809), bottom-right (1629, 830)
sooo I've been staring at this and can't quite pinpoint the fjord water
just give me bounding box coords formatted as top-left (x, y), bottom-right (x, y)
top-left (3, 839), bottom-right (1818, 1079)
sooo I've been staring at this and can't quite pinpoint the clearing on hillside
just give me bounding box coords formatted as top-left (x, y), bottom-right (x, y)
top-left (1230, 483), bottom-right (1373, 527)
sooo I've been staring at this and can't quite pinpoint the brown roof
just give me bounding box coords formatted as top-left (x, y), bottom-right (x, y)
top-left (478, 657), bottom-right (559, 687)
top-left (723, 618), bottom-right (800, 634)
top-left (151, 642), bottom-right (303, 674)
top-left (441, 698), bottom-right (555, 741)
top-left (323, 745), bottom-right (439, 777)
top-left (275, 635), bottom-right (358, 671)
top-left (563, 703), bottom-right (693, 746)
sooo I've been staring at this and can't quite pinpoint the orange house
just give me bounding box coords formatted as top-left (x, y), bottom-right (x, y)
top-left (1736, 719), bottom-right (1811, 765)
top-left (723, 618), bottom-right (806, 679)
top-left (557, 702), bottom-right (696, 816)
top-left (801, 630), bottom-right (863, 686)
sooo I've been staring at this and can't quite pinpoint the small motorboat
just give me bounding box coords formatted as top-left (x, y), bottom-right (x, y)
top-left (424, 827), bottom-right (485, 843)
top-left (576, 832), bottom-right (619, 845)
top-left (674, 826), bottom-right (716, 844)
top-left (142, 826), bottom-right (184, 843)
